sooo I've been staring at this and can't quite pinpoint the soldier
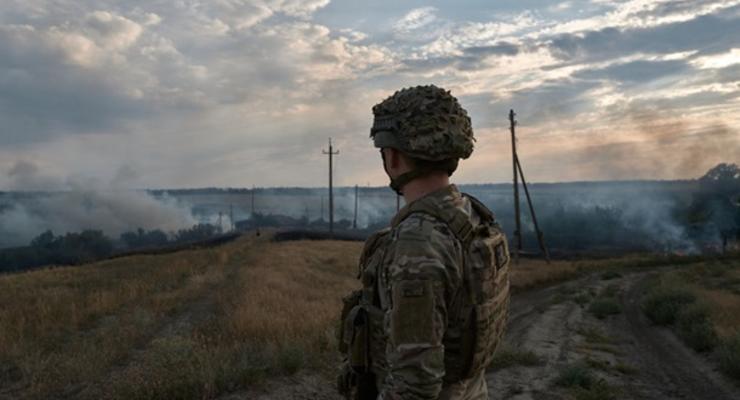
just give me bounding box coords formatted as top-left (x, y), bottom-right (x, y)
top-left (338, 85), bottom-right (511, 400)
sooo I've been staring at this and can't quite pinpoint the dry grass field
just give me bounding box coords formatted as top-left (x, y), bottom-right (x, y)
top-left (1, 233), bottom-right (737, 399)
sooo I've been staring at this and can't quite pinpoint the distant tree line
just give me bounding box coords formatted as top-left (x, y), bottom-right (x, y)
top-left (0, 223), bottom-right (224, 273)
top-left (518, 163), bottom-right (740, 255)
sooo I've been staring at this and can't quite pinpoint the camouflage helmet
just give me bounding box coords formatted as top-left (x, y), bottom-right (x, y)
top-left (370, 85), bottom-right (475, 161)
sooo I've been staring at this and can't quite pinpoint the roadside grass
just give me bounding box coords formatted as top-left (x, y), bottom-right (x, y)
top-left (553, 363), bottom-right (619, 400)
top-left (576, 325), bottom-right (614, 344)
top-left (589, 299), bottom-right (621, 319)
top-left (717, 333), bottom-right (740, 380)
top-left (601, 271), bottom-right (622, 280)
top-left (588, 286), bottom-right (622, 320)
top-left (489, 347), bottom-right (542, 371)
top-left (642, 259), bottom-right (740, 381)
top-left (512, 252), bottom-right (738, 294)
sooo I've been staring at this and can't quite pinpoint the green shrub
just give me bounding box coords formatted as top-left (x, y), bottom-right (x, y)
top-left (600, 271), bottom-right (622, 280)
top-left (588, 298), bottom-right (621, 319)
top-left (676, 303), bottom-right (717, 352)
top-left (554, 364), bottom-right (594, 388)
top-left (574, 293), bottom-right (591, 307)
top-left (718, 334), bottom-right (740, 381)
top-left (490, 347), bottom-right (542, 371)
top-left (642, 288), bottom-right (695, 325)
top-left (574, 379), bottom-right (618, 400)
top-left (277, 345), bottom-right (304, 375)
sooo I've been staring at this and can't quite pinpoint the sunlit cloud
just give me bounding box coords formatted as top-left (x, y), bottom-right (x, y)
top-left (0, 0), bottom-right (738, 189)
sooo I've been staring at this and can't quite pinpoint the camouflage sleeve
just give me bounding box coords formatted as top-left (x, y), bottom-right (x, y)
top-left (378, 213), bottom-right (462, 400)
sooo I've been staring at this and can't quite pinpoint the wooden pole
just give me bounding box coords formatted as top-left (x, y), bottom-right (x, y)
top-left (510, 110), bottom-right (522, 264)
top-left (323, 139), bottom-right (339, 236)
top-left (516, 158), bottom-right (551, 263)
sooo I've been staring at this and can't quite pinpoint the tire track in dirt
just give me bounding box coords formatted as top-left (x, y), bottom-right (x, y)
top-left (487, 271), bottom-right (739, 400)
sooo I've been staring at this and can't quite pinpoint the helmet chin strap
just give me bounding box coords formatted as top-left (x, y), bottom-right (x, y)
top-left (382, 151), bottom-right (457, 196)
top-left (389, 169), bottom-right (427, 196)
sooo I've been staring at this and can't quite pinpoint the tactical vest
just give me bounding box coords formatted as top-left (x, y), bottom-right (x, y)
top-left (338, 193), bottom-right (510, 386)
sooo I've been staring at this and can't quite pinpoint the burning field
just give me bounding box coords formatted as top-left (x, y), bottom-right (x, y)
top-left (0, 232), bottom-right (738, 400)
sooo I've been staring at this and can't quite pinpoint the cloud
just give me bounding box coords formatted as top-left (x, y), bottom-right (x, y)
top-left (393, 7), bottom-right (438, 33)
top-left (574, 59), bottom-right (690, 85)
top-left (547, 8), bottom-right (740, 62)
top-left (0, 0), bottom-right (738, 188)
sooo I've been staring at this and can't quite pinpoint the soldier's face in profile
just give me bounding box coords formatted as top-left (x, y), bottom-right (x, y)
top-left (381, 148), bottom-right (399, 180)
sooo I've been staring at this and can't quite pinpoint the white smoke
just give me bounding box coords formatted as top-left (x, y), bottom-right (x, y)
top-left (0, 161), bottom-right (197, 248)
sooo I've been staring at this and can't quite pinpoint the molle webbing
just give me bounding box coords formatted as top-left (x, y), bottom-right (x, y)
top-left (391, 192), bottom-right (492, 248)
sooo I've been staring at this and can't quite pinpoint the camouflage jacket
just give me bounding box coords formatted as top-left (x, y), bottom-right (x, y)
top-left (354, 184), bottom-right (509, 400)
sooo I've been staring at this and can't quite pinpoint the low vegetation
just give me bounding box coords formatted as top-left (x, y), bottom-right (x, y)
top-left (553, 363), bottom-right (618, 400)
top-left (489, 347), bottom-right (542, 371)
top-left (0, 233), bottom-right (360, 399)
top-left (588, 298), bottom-right (621, 319)
top-left (642, 259), bottom-right (740, 380)
top-left (2, 232), bottom-right (738, 398)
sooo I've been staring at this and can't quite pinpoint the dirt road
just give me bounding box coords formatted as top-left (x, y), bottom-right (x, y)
top-left (488, 271), bottom-right (738, 399)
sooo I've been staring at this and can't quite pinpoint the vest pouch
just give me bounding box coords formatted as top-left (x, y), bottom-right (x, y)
top-left (460, 227), bottom-right (511, 378)
top-left (338, 290), bottom-right (362, 355)
top-left (349, 308), bottom-right (370, 371)
top-left (364, 305), bottom-right (388, 374)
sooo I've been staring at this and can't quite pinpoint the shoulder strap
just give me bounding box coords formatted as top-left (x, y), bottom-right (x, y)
top-left (464, 194), bottom-right (495, 224)
top-left (392, 194), bottom-right (475, 248)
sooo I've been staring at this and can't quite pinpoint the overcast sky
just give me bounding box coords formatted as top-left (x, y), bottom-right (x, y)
top-left (1, 0), bottom-right (738, 190)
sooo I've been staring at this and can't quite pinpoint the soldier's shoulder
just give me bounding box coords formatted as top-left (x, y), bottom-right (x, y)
top-left (396, 211), bottom-right (457, 241)
top-left (360, 227), bottom-right (391, 264)
top-left (390, 211), bottom-right (461, 259)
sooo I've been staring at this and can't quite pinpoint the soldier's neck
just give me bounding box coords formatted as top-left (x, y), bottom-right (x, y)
top-left (402, 173), bottom-right (450, 204)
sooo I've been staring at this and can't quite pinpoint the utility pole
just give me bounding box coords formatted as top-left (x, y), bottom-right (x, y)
top-left (353, 184), bottom-right (359, 229)
top-left (323, 138), bottom-right (339, 236)
top-left (509, 109), bottom-right (550, 264)
top-left (510, 110), bottom-right (522, 264)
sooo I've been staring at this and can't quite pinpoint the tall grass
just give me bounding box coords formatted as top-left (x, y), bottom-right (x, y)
top-left (0, 238), bottom-right (246, 399)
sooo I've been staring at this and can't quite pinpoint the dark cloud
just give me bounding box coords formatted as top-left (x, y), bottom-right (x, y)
top-left (0, 26), bottom-right (155, 145)
top-left (399, 41), bottom-right (520, 72)
top-left (463, 41), bottom-right (519, 57)
top-left (494, 79), bottom-right (601, 125)
top-left (627, 0), bottom-right (727, 19)
top-left (629, 90), bottom-right (739, 112)
top-left (574, 59), bottom-right (690, 85)
top-left (547, 8), bottom-right (740, 62)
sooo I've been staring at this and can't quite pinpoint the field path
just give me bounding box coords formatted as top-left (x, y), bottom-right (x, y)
top-left (72, 237), bottom-right (262, 400)
top-left (487, 271), bottom-right (739, 400)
